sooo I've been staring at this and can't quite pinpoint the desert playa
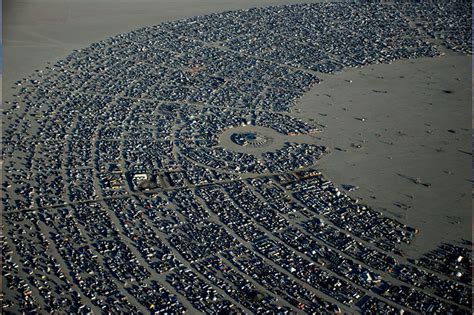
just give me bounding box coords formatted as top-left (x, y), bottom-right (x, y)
top-left (294, 53), bottom-right (471, 257)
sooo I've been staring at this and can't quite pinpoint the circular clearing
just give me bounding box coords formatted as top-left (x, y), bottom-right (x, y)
top-left (218, 125), bottom-right (309, 158)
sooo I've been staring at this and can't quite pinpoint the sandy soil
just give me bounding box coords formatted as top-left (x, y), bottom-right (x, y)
top-left (294, 54), bottom-right (471, 256)
top-left (4, 1), bottom-right (471, 257)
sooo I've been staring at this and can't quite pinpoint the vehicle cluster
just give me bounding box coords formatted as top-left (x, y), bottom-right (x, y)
top-left (2, 1), bottom-right (471, 313)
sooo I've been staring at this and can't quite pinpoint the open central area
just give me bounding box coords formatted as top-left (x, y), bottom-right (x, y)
top-left (231, 132), bottom-right (270, 147)
top-left (219, 125), bottom-right (314, 158)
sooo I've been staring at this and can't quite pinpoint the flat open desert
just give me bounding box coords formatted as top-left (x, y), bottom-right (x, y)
top-left (295, 53), bottom-right (471, 257)
top-left (4, 0), bottom-right (471, 257)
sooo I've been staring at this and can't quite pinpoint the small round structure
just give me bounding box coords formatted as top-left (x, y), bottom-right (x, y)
top-left (231, 132), bottom-right (271, 148)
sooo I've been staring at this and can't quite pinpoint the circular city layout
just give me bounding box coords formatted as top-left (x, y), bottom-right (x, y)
top-left (2, 2), bottom-right (472, 314)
